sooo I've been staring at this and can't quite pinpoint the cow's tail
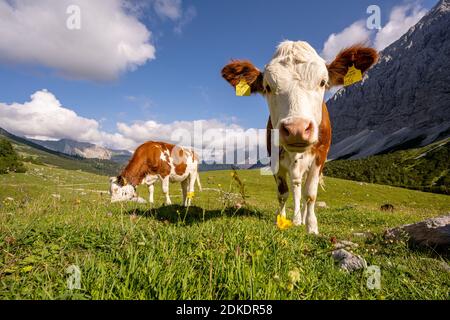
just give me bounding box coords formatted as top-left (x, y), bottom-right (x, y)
top-left (196, 172), bottom-right (203, 192)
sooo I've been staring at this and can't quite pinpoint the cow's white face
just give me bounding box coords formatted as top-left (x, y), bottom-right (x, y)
top-left (109, 177), bottom-right (137, 203)
top-left (222, 41), bottom-right (379, 153)
top-left (263, 41), bottom-right (328, 152)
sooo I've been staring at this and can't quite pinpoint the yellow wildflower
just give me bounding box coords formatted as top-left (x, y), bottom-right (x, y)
top-left (277, 215), bottom-right (293, 230)
top-left (288, 269), bottom-right (301, 283)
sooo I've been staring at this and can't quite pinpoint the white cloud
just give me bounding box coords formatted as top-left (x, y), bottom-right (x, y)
top-left (0, 90), bottom-right (135, 149)
top-left (0, 0), bottom-right (155, 81)
top-left (374, 3), bottom-right (427, 51)
top-left (0, 90), bottom-right (265, 163)
top-left (321, 3), bottom-right (428, 62)
top-left (321, 21), bottom-right (371, 62)
top-left (153, 0), bottom-right (182, 20)
top-left (174, 5), bottom-right (197, 34)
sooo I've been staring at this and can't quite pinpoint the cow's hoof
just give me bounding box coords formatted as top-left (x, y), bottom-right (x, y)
top-left (293, 216), bottom-right (303, 226)
top-left (307, 228), bottom-right (319, 235)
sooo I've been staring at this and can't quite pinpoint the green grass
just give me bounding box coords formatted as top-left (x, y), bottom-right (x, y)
top-left (0, 163), bottom-right (449, 300)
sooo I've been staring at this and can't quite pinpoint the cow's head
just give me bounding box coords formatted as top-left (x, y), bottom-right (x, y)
top-left (109, 176), bottom-right (137, 203)
top-left (222, 41), bottom-right (378, 152)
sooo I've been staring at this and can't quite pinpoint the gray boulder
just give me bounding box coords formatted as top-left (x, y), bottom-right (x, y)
top-left (384, 214), bottom-right (450, 250)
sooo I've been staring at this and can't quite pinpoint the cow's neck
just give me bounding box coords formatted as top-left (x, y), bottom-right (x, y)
top-left (120, 162), bottom-right (148, 187)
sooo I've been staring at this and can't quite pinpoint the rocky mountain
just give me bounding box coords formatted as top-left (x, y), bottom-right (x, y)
top-left (0, 127), bottom-right (123, 176)
top-left (29, 138), bottom-right (132, 163)
top-left (328, 0), bottom-right (450, 160)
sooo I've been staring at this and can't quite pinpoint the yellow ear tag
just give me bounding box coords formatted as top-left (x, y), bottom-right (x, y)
top-left (236, 79), bottom-right (251, 96)
top-left (187, 192), bottom-right (195, 200)
top-left (277, 214), bottom-right (293, 230)
top-left (343, 65), bottom-right (363, 87)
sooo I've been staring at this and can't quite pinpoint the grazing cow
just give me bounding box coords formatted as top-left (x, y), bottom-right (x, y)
top-left (222, 41), bottom-right (378, 234)
top-left (110, 141), bottom-right (202, 206)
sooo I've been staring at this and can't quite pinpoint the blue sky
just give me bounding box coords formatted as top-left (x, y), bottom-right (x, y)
top-left (0, 0), bottom-right (438, 150)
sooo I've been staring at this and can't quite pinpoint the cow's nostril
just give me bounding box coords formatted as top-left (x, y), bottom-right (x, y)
top-left (280, 124), bottom-right (290, 137)
top-left (305, 122), bottom-right (313, 134)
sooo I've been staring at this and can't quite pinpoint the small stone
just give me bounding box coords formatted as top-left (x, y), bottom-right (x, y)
top-left (332, 249), bottom-right (367, 272)
top-left (353, 232), bottom-right (375, 239)
top-left (316, 201), bottom-right (328, 208)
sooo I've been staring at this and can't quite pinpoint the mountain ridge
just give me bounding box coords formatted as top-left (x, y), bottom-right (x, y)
top-left (0, 127), bottom-right (123, 176)
top-left (29, 138), bottom-right (132, 163)
top-left (327, 0), bottom-right (450, 160)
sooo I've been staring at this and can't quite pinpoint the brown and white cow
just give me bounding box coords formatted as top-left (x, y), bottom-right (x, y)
top-left (110, 141), bottom-right (202, 206)
top-left (222, 41), bottom-right (378, 234)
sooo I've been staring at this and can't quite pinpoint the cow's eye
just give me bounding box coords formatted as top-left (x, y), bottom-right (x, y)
top-left (320, 80), bottom-right (327, 88)
top-left (265, 84), bottom-right (272, 93)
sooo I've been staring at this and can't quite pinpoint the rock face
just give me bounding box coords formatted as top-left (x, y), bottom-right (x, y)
top-left (328, 0), bottom-right (450, 160)
top-left (385, 214), bottom-right (450, 250)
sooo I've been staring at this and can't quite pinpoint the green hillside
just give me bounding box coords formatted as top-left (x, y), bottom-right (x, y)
top-left (325, 138), bottom-right (450, 194)
top-left (1, 163), bottom-right (449, 300)
top-left (0, 128), bottom-right (123, 177)
top-left (0, 139), bottom-right (26, 174)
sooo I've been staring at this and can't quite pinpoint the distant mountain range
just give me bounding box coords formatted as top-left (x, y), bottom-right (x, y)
top-left (328, 0), bottom-right (450, 160)
top-left (29, 138), bottom-right (132, 163)
top-left (0, 126), bottom-right (261, 173)
top-left (0, 127), bottom-right (123, 176)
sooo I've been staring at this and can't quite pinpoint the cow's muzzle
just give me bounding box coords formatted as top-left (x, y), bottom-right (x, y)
top-left (279, 118), bottom-right (316, 151)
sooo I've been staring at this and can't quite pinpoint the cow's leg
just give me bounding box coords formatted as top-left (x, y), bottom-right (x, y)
top-left (303, 164), bottom-right (321, 235)
top-left (161, 176), bottom-right (172, 205)
top-left (301, 197), bottom-right (307, 225)
top-left (181, 179), bottom-right (189, 207)
top-left (186, 173), bottom-right (197, 207)
top-left (289, 154), bottom-right (307, 226)
top-left (292, 178), bottom-right (303, 226)
top-left (148, 184), bottom-right (155, 204)
top-left (275, 170), bottom-right (289, 219)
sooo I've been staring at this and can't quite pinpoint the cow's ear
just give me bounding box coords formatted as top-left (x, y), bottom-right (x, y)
top-left (327, 45), bottom-right (378, 86)
top-left (221, 60), bottom-right (264, 94)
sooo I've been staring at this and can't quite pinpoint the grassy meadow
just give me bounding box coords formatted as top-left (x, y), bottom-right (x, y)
top-left (0, 163), bottom-right (449, 300)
